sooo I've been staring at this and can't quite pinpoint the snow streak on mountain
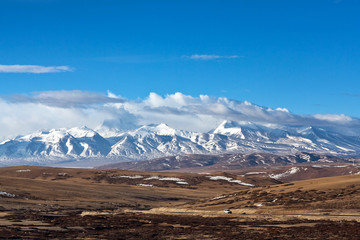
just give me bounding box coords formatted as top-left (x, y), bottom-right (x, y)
top-left (1, 120), bottom-right (360, 167)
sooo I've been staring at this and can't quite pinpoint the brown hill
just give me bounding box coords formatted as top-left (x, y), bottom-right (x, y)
top-left (98, 152), bottom-right (357, 172)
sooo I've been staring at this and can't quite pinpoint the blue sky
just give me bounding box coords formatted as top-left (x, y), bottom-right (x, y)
top-left (0, 0), bottom-right (360, 120)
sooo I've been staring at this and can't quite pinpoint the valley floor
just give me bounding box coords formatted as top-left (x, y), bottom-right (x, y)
top-left (0, 166), bottom-right (359, 239)
top-left (1, 210), bottom-right (360, 239)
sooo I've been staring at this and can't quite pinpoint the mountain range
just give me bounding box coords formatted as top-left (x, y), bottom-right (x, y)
top-left (1, 120), bottom-right (360, 167)
top-left (98, 152), bottom-right (354, 172)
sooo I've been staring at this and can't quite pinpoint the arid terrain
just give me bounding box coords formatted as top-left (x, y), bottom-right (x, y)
top-left (0, 166), bottom-right (359, 239)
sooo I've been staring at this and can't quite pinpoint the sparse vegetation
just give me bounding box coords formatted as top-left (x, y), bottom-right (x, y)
top-left (0, 166), bottom-right (359, 239)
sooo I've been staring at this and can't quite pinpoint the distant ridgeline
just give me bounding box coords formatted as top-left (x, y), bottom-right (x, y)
top-left (1, 120), bottom-right (360, 167)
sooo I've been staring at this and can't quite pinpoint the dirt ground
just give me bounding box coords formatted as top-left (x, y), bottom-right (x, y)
top-left (0, 166), bottom-right (359, 239)
top-left (1, 210), bottom-right (359, 239)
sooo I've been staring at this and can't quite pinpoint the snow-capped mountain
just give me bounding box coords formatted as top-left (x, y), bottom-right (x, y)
top-left (1, 120), bottom-right (360, 166)
top-left (0, 127), bottom-right (111, 160)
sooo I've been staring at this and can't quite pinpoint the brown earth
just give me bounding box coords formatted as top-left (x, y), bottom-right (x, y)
top-left (0, 166), bottom-right (359, 239)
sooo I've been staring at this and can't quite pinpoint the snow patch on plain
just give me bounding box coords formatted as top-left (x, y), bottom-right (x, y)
top-left (0, 191), bottom-right (16, 198)
top-left (144, 176), bottom-right (187, 184)
top-left (244, 172), bottom-right (266, 176)
top-left (269, 167), bottom-right (300, 180)
top-left (111, 175), bottom-right (144, 179)
top-left (16, 169), bottom-right (31, 173)
top-left (137, 184), bottom-right (154, 187)
top-left (207, 176), bottom-right (254, 186)
top-left (176, 181), bottom-right (189, 185)
top-left (211, 195), bottom-right (227, 200)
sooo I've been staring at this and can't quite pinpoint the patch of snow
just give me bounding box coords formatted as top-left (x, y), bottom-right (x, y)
top-left (176, 181), bottom-right (188, 185)
top-left (0, 139), bottom-right (10, 144)
top-left (318, 159), bottom-right (334, 163)
top-left (224, 209), bottom-right (232, 214)
top-left (144, 176), bottom-right (185, 182)
top-left (16, 169), bottom-right (31, 173)
top-left (335, 145), bottom-right (354, 152)
top-left (208, 176), bottom-right (234, 181)
top-left (229, 179), bottom-right (255, 186)
top-left (159, 177), bottom-right (185, 181)
top-left (289, 167), bottom-right (299, 174)
top-left (269, 167), bottom-right (300, 180)
top-left (207, 176), bottom-right (254, 187)
top-left (318, 139), bottom-right (330, 144)
top-left (0, 191), bottom-right (16, 198)
top-left (244, 172), bottom-right (266, 176)
top-left (300, 154), bottom-right (311, 162)
top-left (144, 176), bottom-right (160, 180)
top-left (312, 165), bottom-right (329, 168)
top-left (111, 175), bottom-right (144, 179)
top-left (137, 184), bottom-right (154, 187)
top-left (211, 195), bottom-right (227, 200)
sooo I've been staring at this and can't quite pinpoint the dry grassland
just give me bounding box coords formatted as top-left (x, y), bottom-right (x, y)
top-left (0, 166), bottom-right (359, 239)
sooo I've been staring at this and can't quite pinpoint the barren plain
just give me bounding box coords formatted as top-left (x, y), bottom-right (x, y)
top-left (0, 166), bottom-right (359, 239)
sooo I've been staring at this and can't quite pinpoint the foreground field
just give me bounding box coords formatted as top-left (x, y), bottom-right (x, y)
top-left (0, 166), bottom-right (359, 239)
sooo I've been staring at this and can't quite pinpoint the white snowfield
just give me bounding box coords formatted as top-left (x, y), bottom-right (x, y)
top-left (211, 195), bottom-right (227, 200)
top-left (104, 174), bottom-right (189, 185)
top-left (137, 184), bottom-right (154, 187)
top-left (207, 176), bottom-right (255, 187)
top-left (269, 167), bottom-right (301, 180)
top-left (175, 181), bottom-right (189, 185)
top-left (0, 191), bottom-right (16, 198)
top-left (16, 169), bottom-right (31, 173)
top-left (244, 172), bottom-right (266, 176)
top-left (144, 176), bottom-right (188, 185)
top-left (1, 120), bottom-right (360, 167)
top-left (111, 175), bottom-right (144, 179)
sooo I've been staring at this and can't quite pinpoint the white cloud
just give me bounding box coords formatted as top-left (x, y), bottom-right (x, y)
top-left (0, 65), bottom-right (72, 73)
top-left (313, 114), bottom-right (353, 123)
top-left (188, 54), bottom-right (240, 60)
top-left (9, 90), bottom-right (124, 107)
top-left (110, 92), bottom-right (360, 134)
top-left (0, 99), bottom-right (113, 139)
top-left (1, 91), bottom-right (360, 139)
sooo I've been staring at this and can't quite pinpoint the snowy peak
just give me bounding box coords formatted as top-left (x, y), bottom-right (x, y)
top-left (19, 129), bottom-right (71, 143)
top-left (153, 123), bottom-right (177, 135)
top-left (129, 123), bottom-right (180, 137)
top-left (213, 120), bottom-right (245, 139)
top-left (1, 120), bottom-right (360, 167)
top-left (67, 126), bottom-right (97, 138)
top-left (0, 127), bottom-right (111, 160)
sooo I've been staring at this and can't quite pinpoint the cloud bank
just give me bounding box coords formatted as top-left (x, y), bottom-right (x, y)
top-left (8, 90), bottom-right (124, 108)
top-left (1, 91), bottom-right (360, 140)
top-left (0, 65), bottom-right (72, 73)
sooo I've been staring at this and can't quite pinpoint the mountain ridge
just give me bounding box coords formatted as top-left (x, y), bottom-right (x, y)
top-left (1, 120), bottom-right (360, 167)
